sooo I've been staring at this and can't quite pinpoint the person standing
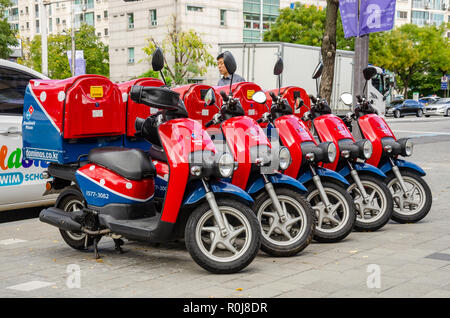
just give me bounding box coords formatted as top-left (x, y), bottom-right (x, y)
top-left (216, 52), bottom-right (245, 86)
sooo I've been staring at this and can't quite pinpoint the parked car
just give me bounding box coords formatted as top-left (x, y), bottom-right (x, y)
top-left (385, 99), bottom-right (424, 118)
top-left (424, 98), bottom-right (450, 117)
top-left (419, 96), bottom-right (440, 106)
top-left (0, 59), bottom-right (57, 212)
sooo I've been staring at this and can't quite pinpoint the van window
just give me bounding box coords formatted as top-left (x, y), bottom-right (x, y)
top-left (0, 67), bottom-right (34, 115)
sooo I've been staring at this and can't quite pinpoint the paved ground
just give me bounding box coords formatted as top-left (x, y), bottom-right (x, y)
top-left (0, 117), bottom-right (449, 298)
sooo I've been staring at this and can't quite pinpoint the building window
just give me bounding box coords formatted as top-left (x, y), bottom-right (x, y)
top-left (56, 17), bottom-right (60, 24)
top-left (97, 32), bottom-right (101, 37)
top-left (104, 28), bottom-right (108, 35)
top-left (25, 6), bottom-right (28, 15)
top-left (26, 21), bottom-right (29, 29)
top-left (187, 5), bottom-right (203, 12)
top-left (150, 9), bottom-right (157, 26)
top-left (104, 10), bottom-right (108, 18)
top-left (49, 18), bottom-right (52, 32)
top-left (127, 13), bottom-right (134, 29)
top-left (220, 9), bottom-right (226, 26)
top-left (35, 4), bottom-right (39, 17)
top-left (97, 14), bottom-right (101, 21)
top-left (36, 19), bottom-right (39, 33)
top-left (397, 11), bottom-right (408, 19)
top-left (128, 47), bottom-right (135, 64)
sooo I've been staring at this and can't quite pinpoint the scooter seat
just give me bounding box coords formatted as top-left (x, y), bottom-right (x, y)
top-left (88, 147), bottom-right (156, 180)
top-left (149, 145), bottom-right (168, 163)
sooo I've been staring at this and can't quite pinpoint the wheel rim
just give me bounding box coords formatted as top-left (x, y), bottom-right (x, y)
top-left (388, 176), bottom-right (426, 216)
top-left (62, 199), bottom-right (86, 241)
top-left (257, 195), bottom-right (308, 246)
top-left (195, 206), bottom-right (252, 263)
top-left (348, 180), bottom-right (387, 224)
top-left (306, 187), bottom-right (350, 233)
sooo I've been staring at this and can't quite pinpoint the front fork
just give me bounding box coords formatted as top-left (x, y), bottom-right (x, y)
top-left (347, 161), bottom-right (370, 204)
top-left (262, 174), bottom-right (287, 223)
top-left (309, 164), bottom-right (334, 213)
top-left (202, 178), bottom-right (229, 237)
top-left (389, 157), bottom-right (409, 198)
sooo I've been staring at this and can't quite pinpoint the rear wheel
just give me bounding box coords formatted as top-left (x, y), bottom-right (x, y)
top-left (347, 175), bottom-right (393, 231)
top-left (185, 198), bottom-right (260, 274)
top-left (253, 187), bottom-right (315, 257)
top-left (386, 170), bottom-right (432, 223)
top-left (445, 109), bottom-right (449, 117)
top-left (306, 181), bottom-right (356, 243)
top-left (57, 187), bottom-right (93, 250)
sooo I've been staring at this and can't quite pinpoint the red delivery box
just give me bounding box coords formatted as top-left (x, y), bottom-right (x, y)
top-left (22, 75), bottom-right (125, 163)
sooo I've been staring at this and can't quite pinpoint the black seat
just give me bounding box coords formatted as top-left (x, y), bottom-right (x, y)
top-left (88, 147), bottom-right (155, 180)
top-left (149, 145), bottom-right (168, 163)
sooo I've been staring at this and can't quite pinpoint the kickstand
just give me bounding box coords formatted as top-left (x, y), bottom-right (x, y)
top-left (93, 236), bottom-right (100, 259)
top-left (114, 238), bottom-right (125, 254)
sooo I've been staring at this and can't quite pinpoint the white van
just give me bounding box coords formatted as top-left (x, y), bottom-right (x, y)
top-left (0, 59), bottom-right (57, 211)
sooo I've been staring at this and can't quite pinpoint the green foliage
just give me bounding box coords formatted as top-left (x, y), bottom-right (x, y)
top-left (18, 24), bottom-right (109, 79)
top-left (134, 68), bottom-right (173, 86)
top-left (369, 23), bottom-right (450, 97)
top-left (0, 0), bottom-right (18, 58)
top-left (142, 16), bottom-right (215, 85)
top-left (263, 3), bottom-right (354, 51)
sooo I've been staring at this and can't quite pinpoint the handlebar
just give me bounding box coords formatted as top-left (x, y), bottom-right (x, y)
top-left (205, 120), bottom-right (215, 128)
top-left (257, 118), bottom-right (264, 124)
top-left (269, 91), bottom-right (277, 101)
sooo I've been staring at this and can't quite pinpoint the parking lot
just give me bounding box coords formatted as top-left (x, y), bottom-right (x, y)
top-left (0, 117), bottom-right (449, 298)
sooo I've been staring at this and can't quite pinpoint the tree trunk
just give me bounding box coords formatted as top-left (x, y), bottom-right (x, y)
top-left (319, 0), bottom-right (339, 102)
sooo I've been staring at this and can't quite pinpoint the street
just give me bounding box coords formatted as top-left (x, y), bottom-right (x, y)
top-left (0, 117), bottom-right (449, 298)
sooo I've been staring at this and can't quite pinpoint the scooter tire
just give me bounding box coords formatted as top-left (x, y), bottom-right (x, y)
top-left (57, 187), bottom-right (94, 250)
top-left (253, 187), bottom-right (315, 257)
top-left (185, 198), bottom-right (261, 274)
top-left (348, 174), bottom-right (394, 232)
top-left (386, 170), bottom-right (432, 223)
top-left (306, 181), bottom-right (356, 243)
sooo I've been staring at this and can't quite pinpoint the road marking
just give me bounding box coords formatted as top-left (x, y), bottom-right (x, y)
top-left (0, 238), bottom-right (27, 245)
top-left (6, 281), bottom-right (55, 292)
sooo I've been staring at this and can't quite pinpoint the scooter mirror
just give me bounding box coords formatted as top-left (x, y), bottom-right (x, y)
top-left (252, 91), bottom-right (267, 104)
top-left (152, 47), bottom-right (165, 72)
top-left (362, 66), bottom-right (378, 81)
top-left (312, 62), bottom-right (323, 79)
top-left (340, 93), bottom-right (353, 106)
top-left (273, 57), bottom-right (284, 76)
top-left (223, 51), bottom-right (237, 75)
top-left (204, 88), bottom-right (216, 106)
top-left (295, 97), bottom-right (304, 109)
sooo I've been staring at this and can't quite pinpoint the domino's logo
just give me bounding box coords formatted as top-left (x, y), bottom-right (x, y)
top-left (25, 105), bottom-right (34, 120)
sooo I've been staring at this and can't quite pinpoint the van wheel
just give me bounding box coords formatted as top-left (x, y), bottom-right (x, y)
top-left (57, 188), bottom-right (93, 250)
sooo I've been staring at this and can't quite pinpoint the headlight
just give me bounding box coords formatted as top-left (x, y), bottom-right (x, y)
top-left (397, 138), bottom-right (413, 157)
top-left (218, 153), bottom-right (234, 178)
top-left (279, 147), bottom-right (291, 170)
top-left (327, 142), bottom-right (337, 163)
top-left (362, 140), bottom-right (373, 159)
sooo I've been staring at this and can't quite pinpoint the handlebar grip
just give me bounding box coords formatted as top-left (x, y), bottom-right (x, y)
top-left (205, 120), bottom-right (215, 128)
top-left (356, 95), bottom-right (363, 103)
top-left (257, 118), bottom-right (264, 124)
top-left (220, 90), bottom-right (229, 102)
top-left (309, 95), bottom-right (317, 104)
top-left (269, 91), bottom-right (277, 100)
top-left (134, 117), bottom-right (145, 135)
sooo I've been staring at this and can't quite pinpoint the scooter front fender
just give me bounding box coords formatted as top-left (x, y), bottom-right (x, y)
top-left (183, 179), bottom-right (254, 206)
top-left (338, 162), bottom-right (387, 179)
top-left (299, 167), bottom-right (350, 186)
top-left (246, 173), bottom-right (308, 195)
top-left (379, 159), bottom-right (426, 176)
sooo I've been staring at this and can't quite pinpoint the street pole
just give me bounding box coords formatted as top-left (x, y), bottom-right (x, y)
top-left (71, 0), bottom-right (76, 77)
top-left (352, 0), bottom-right (369, 105)
top-left (260, 0), bottom-right (263, 41)
top-left (39, 0), bottom-right (48, 76)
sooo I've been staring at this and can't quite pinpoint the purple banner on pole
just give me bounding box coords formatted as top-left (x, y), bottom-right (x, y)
top-left (339, 0), bottom-right (359, 38)
top-left (359, 0), bottom-right (396, 36)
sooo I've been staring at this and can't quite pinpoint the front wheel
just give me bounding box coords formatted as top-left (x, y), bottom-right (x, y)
top-left (185, 198), bottom-right (260, 274)
top-left (386, 170), bottom-right (432, 223)
top-left (306, 181), bottom-right (356, 243)
top-left (253, 187), bottom-right (315, 257)
top-left (416, 109), bottom-right (423, 117)
top-left (347, 175), bottom-right (393, 231)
